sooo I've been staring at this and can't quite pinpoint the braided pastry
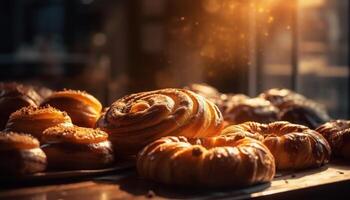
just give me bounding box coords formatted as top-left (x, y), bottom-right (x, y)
top-left (41, 90), bottom-right (102, 128)
top-left (4, 106), bottom-right (73, 140)
top-left (222, 121), bottom-right (331, 170)
top-left (0, 131), bottom-right (47, 175)
top-left (0, 82), bottom-right (42, 129)
top-left (137, 134), bottom-right (275, 187)
top-left (97, 88), bottom-right (223, 157)
top-left (316, 120), bottom-right (350, 159)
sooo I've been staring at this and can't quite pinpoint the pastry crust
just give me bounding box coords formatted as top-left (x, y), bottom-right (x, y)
top-left (97, 88), bottom-right (223, 157)
top-left (316, 120), bottom-right (350, 159)
top-left (137, 135), bottom-right (275, 187)
top-left (223, 121), bottom-right (331, 170)
top-left (41, 126), bottom-right (114, 170)
top-left (41, 90), bottom-right (102, 128)
top-left (0, 132), bottom-right (47, 175)
top-left (4, 106), bottom-right (73, 140)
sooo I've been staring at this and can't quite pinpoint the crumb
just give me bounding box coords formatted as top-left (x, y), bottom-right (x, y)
top-left (337, 171), bottom-right (344, 174)
top-left (284, 180), bottom-right (289, 184)
top-left (146, 190), bottom-right (155, 198)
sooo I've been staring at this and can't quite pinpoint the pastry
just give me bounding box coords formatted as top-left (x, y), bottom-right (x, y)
top-left (97, 88), bottom-right (223, 157)
top-left (259, 88), bottom-right (306, 109)
top-left (223, 121), bottom-right (331, 170)
top-left (41, 126), bottom-right (114, 170)
top-left (4, 106), bottom-right (73, 140)
top-left (0, 131), bottom-right (47, 175)
top-left (41, 90), bottom-right (102, 128)
top-left (316, 120), bottom-right (350, 159)
top-left (223, 97), bottom-right (279, 125)
top-left (0, 82), bottom-right (41, 129)
top-left (137, 134), bottom-right (275, 187)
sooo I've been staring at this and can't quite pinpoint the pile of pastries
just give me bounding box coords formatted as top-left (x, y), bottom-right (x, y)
top-left (0, 82), bottom-right (349, 188)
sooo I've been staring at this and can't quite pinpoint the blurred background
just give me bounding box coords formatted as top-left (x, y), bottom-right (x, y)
top-left (0, 0), bottom-right (348, 118)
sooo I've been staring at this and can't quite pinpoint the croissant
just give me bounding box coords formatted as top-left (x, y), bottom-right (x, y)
top-left (41, 126), bottom-right (114, 170)
top-left (97, 88), bottom-right (223, 157)
top-left (0, 82), bottom-right (42, 129)
top-left (222, 121), bottom-right (331, 170)
top-left (0, 132), bottom-right (47, 175)
top-left (316, 120), bottom-right (350, 159)
top-left (223, 97), bottom-right (279, 125)
top-left (137, 134), bottom-right (275, 187)
top-left (4, 106), bottom-right (73, 140)
top-left (41, 90), bottom-right (102, 128)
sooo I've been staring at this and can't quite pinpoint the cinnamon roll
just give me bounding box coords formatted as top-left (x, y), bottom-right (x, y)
top-left (97, 88), bottom-right (223, 157)
top-left (222, 121), bottom-right (331, 170)
top-left (41, 126), bottom-right (114, 170)
top-left (316, 120), bottom-right (350, 159)
top-left (4, 106), bottom-right (73, 140)
top-left (0, 82), bottom-right (41, 129)
top-left (0, 131), bottom-right (47, 175)
top-left (41, 90), bottom-right (102, 128)
top-left (137, 134), bottom-right (275, 187)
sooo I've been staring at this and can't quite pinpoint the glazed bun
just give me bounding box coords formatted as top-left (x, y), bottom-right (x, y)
top-left (137, 134), bottom-right (275, 187)
top-left (0, 131), bottom-right (47, 175)
top-left (97, 88), bottom-right (223, 157)
top-left (0, 82), bottom-right (41, 129)
top-left (41, 90), bottom-right (102, 128)
top-left (41, 126), bottom-right (114, 170)
top-left (316, 120), bottom-right (350, 159)
top-left (223, 121), bottom-right (331, 170)
top-left (4, 106), bottom-right (73, 140)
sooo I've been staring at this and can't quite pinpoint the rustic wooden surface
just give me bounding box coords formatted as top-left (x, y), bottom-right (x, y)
top-left (1, 161), bottom-right (350, 200)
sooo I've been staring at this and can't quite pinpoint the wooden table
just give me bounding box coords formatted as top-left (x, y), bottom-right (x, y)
top-left (1, 161), bottom-right (350, 200)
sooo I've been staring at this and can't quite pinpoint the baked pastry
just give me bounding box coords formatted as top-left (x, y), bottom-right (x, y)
top-left (223, 97), bottom-right (279, 125)
top-left (222, 121), bottom-right (331, 170)
top-left (259, 88), bottom-right (330, 129)
top-left (0, 82), bottom-right (41, 129)
top-left (278, 99), bottom-right (331, 129)
top-left (137, 134), bottom-right (275, 187)
top-left (97, 88), bottom-right (223, 157)
top-left (4, 106), bottom-right (73, 140)
top-left (259, 88), bottom-right (306, 109)
top-left (0, 131), bottom-right (47, 175)
top-left (41, 90), bottom-right (102, 128)
top-left (41, 126), bottom-right (114, 170)
top-left (316, 120), bottom-right (350, 159)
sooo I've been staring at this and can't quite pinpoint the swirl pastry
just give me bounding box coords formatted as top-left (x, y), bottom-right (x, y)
top-left (223, 97), bottom-right (279, 125)
top-left (41, 90), bottom-right (102, 128)
top-left (4, 106), bottom-right (73, 140)
top-left (41, 126), bottom-right (114, 170)
top-left (0, 132), bottom-right (47, 175)
top-left (223, 121), bottom-right (331, 170)
top-left (97, 88), bottom-right (223, 157)
top-left (316, 120), bottom-right (350, 159)
top-left (0, 82), bottom-right (42, 129)
top-left (137, 134), bottom-right (275, 187)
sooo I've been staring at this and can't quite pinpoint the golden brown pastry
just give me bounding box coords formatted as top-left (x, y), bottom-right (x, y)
top-left (97, 88), bottom-right (223, 157)
top-left (223, 97), bottom-right (279, 125)
top-left (0, 131), bottom-right (47, 175)
top-left (41, 90), bottom-right (102, 128)
top-left (0, 82), bottom-right (42, 129)
top-left (316, 120), bottom-right (350, 159)
top-left (137, 134), bottom-right (275, 187)
top-left (4, 106), bottom-right (73, 140)
top-left (259, 88), bottom-right (306, 108)
top-left (41, 126), bottom-right (114, 170)
top-left (223, 121), bottom-right (331, 170)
